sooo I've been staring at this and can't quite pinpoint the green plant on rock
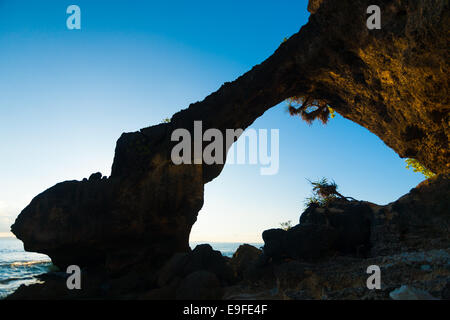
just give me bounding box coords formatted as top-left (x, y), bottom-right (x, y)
top-left (280, 220), bottom-right (292, 231)
top-left (405, 158), bottom-right (435, 179)
top-left (161, 118), bottom-right (171, 123)
top-left (304, 178), bottom-right (355, 208)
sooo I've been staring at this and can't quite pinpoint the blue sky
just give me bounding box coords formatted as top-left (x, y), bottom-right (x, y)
top-left (0, 0), bottom-right (424, 241)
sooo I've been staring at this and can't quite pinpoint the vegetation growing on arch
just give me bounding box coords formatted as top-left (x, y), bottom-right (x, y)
top-left (287, 96), bottom-right (335, 124)
top-left (405, 158), bottom-right (435, 179)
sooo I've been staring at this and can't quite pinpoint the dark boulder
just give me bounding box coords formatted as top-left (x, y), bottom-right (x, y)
top-left (261, 229), bottom-right (287, 260)
top-left (175, 270), bottom-right (223, 300)
top-left (182, 244), bottom-right (234, 284)
top-left (156, 244), bottom-right (235, 288)
top-left (88, 172), bottom-right (102, 181)
top-left (300, 200), bottom-right (374, 255)
top-left (263, 200), bottom-right (374, 260)
top-left (284, 224), bottom-right (339, 260)
top-left (151, 244), bottom-right (233, 299)
top-left (263, 224), bottom-right (339, 261)
top-left (229, 244), bottom-right (262, 280)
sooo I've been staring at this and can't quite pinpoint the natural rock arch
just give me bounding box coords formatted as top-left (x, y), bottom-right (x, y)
top-left (12, 0), bottom-right (448, 276)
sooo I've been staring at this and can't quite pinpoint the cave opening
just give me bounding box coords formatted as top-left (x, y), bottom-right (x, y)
top-left (188, 103), bottom-right (426, 255)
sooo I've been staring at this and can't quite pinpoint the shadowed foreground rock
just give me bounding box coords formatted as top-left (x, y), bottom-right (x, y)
top-left (263, 200), bottom-right (374, 260)
top-left (263, 174), bottom-right (450, 262)
top-left (225, 174), bottom-right (450, 300)
top-left (9, 0), bottom-right (449, 299)
top-left (7, 175), bottom-right (449, 300)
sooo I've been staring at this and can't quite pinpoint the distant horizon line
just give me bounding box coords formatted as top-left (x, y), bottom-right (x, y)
top-left (0, 232), bottom-right (15, 238)
top-left (0, 235), bottom-right (263, 244)
top-left (190, 240), bottom-right (263, 244)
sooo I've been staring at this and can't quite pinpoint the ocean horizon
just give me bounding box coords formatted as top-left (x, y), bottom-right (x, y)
top-left (0, 236), bottom-right (263, 299)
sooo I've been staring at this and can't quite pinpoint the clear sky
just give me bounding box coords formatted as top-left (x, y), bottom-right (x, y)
top-left (0, 0), bottom-right (424, 241)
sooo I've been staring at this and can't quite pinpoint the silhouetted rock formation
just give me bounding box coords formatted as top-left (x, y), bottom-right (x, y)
top-left (229, 244), bottom-right (263, 280)
top-left (10, 0), bottom-right (449, 299)
top-left (228, 174), bottom-right (450, 300)
top-left (143, 244), bottom-right (235, 299)
top-left (263, 200), bottom-right (374, 260)
top-left (8, 180), bottom-right (449, 300)
top-left (262, 174), bottom-right (450, 262)
top-left (370, 173), bottom-right (450, 256)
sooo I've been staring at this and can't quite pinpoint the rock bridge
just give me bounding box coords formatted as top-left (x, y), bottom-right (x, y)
top-left (11, 0), bottom-right (449, 277)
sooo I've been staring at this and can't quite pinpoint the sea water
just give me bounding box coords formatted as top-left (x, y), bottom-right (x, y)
top-left (0, 237), bottom-right (52, 299)
top-left (190, 241), bottom-right (264, 257)
top-left (0, 237), bottom-right (263, 299)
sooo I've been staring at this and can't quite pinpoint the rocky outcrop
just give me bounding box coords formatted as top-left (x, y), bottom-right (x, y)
top-left (224, 248), bottom-right (450, 300)
top-left (8, 244), bottom-right (235, 300)
top-left (263, 200), bottom-right (374, 261)
top-left (156, 244), bottom-right (235, 288)
top-left (370, 173), bottom-right (450, 256)
top-left (263, 174), bottom-right (450, 260)
top-left (10, 0), bottom-right (449, 297)
top-left (7, 175), bottom-right (450, 300)
top-left (225, 174), bottom-right (450, 300)
top-left (229, 244), bottom-right (263, 280)
top-left (140, 244), bottom-right (235, 299)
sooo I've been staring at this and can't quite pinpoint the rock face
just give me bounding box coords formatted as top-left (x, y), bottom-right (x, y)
top-left (8, 244), bottom-right (235, 300)
top-left (224, 247), bottom-right (450, 300)
top-left (229, 244), bottom-right (263, 280)
top-left (10, 0), bottom-right (449, 292)
top-left (140, 244), bottom-right (235, 299)
top-left (389, 285), bottom-right (439, 300)
top-left (263, 200), bottom-right (374, 261)
top-left (226, 174), bottom-right (450, 300)
top-left (7, 176), bottom-right (450, 300)
top-left (156, 244), bottom-right (235, 288)
top-left (369, 173), bottom-right (450, 257)
top-left (263, 174), bottom-right (450, 261)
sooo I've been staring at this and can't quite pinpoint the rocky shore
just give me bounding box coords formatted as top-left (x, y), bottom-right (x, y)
top-left (8, 174), bottom-right (450, 300)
